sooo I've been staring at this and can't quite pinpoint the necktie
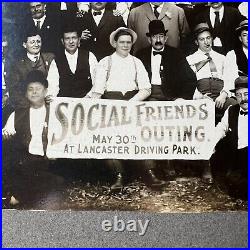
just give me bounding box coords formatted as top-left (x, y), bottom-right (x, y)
top-left (93, 11), bottom-right (102, 16)
top-left (205, 53), bottom-right (217, 73)
top-left (213, 11), bottom-right (220, 36)
top-left (34, 56), bottom-right (39, 63)
top-left (240, 110), bottom-right (248, 116)
top-left (153, 5), bottom-right (159, 19)
top-left (153, 51), bottom-right (163, 56)
top-left (36, 20), bottom-right (41, 30)
top-left (194, 58), bottom-right (210, 72)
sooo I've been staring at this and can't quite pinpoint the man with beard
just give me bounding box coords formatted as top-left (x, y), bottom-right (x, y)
top-left (128, 2), bottom-right (190, 54)
top-left (208, 76), bottom-right (248, 199)
top-left (195, 2), bottom-right (244, 55)
top-left (77, 2), bottom-right (125, 61)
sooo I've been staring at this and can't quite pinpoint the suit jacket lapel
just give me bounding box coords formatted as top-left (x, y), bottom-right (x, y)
top-left (159, 3), bottom-right (170, 20)
top-left (97, 9), bottom-right (109, 30)
top-left (144, 3), bottom-right (156, 21)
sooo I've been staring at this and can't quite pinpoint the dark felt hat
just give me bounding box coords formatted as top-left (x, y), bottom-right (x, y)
top-left (193, 23), bottom-right (211, 37)
top-left (23, 70), bottom-right (48, 90)
top-left (230, 76), bottom-right (248, 93)
top-left (146, 20), bottom-right (168, 37)
top-left (236, 19), bottom-right (248, 34)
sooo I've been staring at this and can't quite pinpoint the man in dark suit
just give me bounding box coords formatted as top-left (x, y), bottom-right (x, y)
top-left (195, 2), bottom-right (244, 55)
top-left (209, 76), bottom-right (248, 199)
top-left (136, 20), bottom-right (196, 101)
top-left (136, 20), bottom-right (196, 178)
top-left (21, 2), bottom-right (61, 54)
top-left (76, 2), bottom-right (125, 61)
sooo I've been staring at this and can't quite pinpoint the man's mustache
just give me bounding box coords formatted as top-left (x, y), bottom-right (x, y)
top-left (240, 100), bottom-right (248, 104)
top-left (155, 42), bottom-right (163, 46)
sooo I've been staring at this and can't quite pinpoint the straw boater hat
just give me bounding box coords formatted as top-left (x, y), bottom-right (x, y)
top-left (109, 27), bottom-right (137, 48)
top-left (230, 76), bottom-right (248, 93)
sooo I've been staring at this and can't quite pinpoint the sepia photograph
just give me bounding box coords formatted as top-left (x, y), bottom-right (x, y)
top-left (2, 1), bottom-right (248, 214)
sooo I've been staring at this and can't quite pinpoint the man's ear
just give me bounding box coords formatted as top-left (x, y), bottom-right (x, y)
top-left (61, 38), bottom-right (64, 46)
top-left (239, 35), bottom-right (242, 43)
top-left (44, 88), bottom-right (48, 96)
top-left (195, 40), bottom-right (198, 46)
top-left (147, 37), bottom-right (151, 45)
top-left (23, 42), bottom-right (27, 49)
top-left (164, 36), bottom-right (168, 44)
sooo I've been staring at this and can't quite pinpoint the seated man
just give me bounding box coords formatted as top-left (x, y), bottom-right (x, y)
top-left (91, 27), bottom-right (165, 190)
top-left (3, 70), bottom-right (62, 206)
top-left (223, 20), bottom-right (248, 99)
top-left (186, 23), bottom-right (237, 124)
top-left (208, 76), bottom-right (248, 199)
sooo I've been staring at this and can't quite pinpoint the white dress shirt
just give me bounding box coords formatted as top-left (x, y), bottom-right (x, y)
top-left (46, 49), bottom-right (98, 97)
top-left (223, 47), bottom-right (248, 96)
top-left (33, 14), bottom-right (46, 29)
top-left (209, 6), bottom-right (224, 46)
top-left (60, 2), bottom-right (67, 10)
top-left (92, 9), bottom-right (105, 26)
top-left (186, 49), bottom-right (225, 80)
top-left (151, 49), bottom-right (164, 85)
top-left (92, 52), bottom-right (151, 95)
top-left (211, 107), bottom-right (248, 150)
top-left (2, 105), bottom-right (47, 156)
top-left (150, 3), bottom-right (163, 16)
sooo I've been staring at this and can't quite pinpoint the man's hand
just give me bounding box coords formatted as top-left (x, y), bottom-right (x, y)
top-left (81, 29), bottom-right (92, 40)
top-left (2, 129), bottom-right (15, 140)
top-left (215, 92), bottom-right (227, 109)
top-left (202, 93), bottom-right (213, 101)
top-left (45, 95), bottom-right (54, 104)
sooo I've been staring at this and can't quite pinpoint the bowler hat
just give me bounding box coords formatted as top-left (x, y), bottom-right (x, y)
top-left (235, 19), bottom-right (248, 34)
top-left (23, 70), bottom-right (48, 91)
top-left (230, 76), bottom-right (248, 93)
top-left (193, 23), bottom-right (211, 37)
top-left (110, 27), bottom-right (137, 48)
top-left (146, 20), bottom-right (168, 37)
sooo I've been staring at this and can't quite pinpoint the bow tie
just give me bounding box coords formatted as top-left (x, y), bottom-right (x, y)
top-left (240, 110), bottom-right (248, 116)
top-left (93, 11), bottom-right (102, 16)
top-left (153, 51), bottom-right (163, 56)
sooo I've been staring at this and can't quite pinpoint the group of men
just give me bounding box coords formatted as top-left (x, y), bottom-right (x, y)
top-left (2, 2), bottom-right (248, 205)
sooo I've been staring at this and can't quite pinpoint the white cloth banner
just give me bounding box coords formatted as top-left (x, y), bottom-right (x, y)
top-left (47, 98), bottom-right (215, 160)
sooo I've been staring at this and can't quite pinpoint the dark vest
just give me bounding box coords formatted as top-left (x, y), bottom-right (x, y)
top-left (234, 48), bottom-right (248, 76)
top-left (14, 106), bottom-right (49, 155)
top-left (228, 104), bottom-right (240, 151)
top-left (56, 49), bottom-right (92, 97)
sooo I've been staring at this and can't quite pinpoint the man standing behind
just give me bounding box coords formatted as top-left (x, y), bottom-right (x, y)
top-left (21, 2), bottom-right (61, 54)
top-left (77, 2), bottom-right (125, 61)
top-left (8, 30), bottom-right (56, 109)
top-left (47, 25), bottom-right (98, 98)
top-left (128, 2), bottom-right (190, 54)
top-left (195, 2), bottom-right (244, 55)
